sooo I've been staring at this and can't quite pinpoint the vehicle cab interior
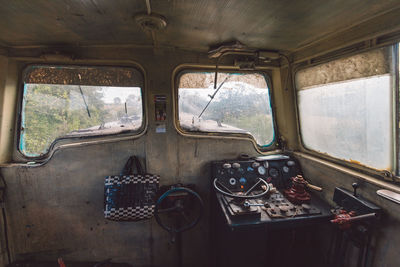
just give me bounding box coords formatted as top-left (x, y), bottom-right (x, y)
top-left (1, 1), bottom-right (400, 267)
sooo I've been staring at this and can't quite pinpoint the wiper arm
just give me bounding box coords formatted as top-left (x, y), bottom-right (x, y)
top-left (78, 85), bottom-right (91, 118)
top-left (198, 75), bottom-right (230, 118)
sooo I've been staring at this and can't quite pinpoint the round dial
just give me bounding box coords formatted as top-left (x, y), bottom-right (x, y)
top-left (269, 167), bottom-right (279, 178)
top-left (283, 166), bottom-right (290, 173)
top-left (229, 178), bottom-right (237, 186)
top-left (287, 160), bottom-right (296, 167)
top-left (258, 166), bottom-right (267, 175)
top-left (223, 163), bottom-right (232, 169)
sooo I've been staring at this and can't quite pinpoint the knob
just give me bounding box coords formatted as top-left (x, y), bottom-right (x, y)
top-left (301, 204), bottom-right (311, 211)
top-left (223, 163), bottom-right (232, 169)
top-left (352, 183), bottom-right (359, 196)
top-left (263, 161), bottom-right (269, 168)
top-left (252, 162), bottom-right (260, 168)
top-left (279, 205), bottom-right (290, 213)
top-left (232, 163), bottom-right (241, 169)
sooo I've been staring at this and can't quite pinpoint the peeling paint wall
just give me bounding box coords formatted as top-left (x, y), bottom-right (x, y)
top-left (0, 47), bottom-right (286, 267)
top-left (296, 154), bottom-right (400, 267)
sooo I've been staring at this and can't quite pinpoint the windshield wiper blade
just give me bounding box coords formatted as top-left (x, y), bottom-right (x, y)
top-left (198, 75), bottom-right (230, 118)
top-left (78, 85), bottom-right (91, 118)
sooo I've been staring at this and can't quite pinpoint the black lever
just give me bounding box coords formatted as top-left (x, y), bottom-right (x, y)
top-left (352, 183), bottom-right (359, 197)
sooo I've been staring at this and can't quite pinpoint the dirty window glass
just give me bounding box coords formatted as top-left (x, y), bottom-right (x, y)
top-left (20, 66), bottom-right (144, 157)
top-left (178, 72), bottom-right (275, 146)
top-left (296, 47), bottom-right (393, 170)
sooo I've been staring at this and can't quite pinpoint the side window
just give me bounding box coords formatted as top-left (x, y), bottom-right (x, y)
top-left (295, 47), bottom-right (394, 171)
top-left (177, 71), bottom-right (275, 147)
top-left (20, 65), bottom-right (144, 157)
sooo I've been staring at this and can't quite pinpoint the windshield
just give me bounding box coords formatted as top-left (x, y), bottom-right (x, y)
top-left (178, 72), bottom-right (275, 146)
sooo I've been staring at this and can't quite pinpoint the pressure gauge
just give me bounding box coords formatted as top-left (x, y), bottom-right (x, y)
top-left (283, 166), bottom-right (290, 173)
top-left (223, 163), bottom-right (232, 169)
top-left (263, 161), bottom-right (269, 169)
top-left (287, 160), bottom-right (296, 167)
top-left (258, 166), bottom-right (267, 175)
top-left (269, 167), bottom-right (279, 178)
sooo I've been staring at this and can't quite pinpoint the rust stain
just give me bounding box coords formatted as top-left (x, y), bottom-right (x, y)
top-left (349, 159), bottom-right (361, 165)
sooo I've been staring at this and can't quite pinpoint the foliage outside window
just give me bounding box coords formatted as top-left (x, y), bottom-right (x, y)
top-left (296, 47), bottom-right (394, 171)
top-left (20, 66), bottom-right (144, 157)
top-left (178, 71), bottom-right (275, 147)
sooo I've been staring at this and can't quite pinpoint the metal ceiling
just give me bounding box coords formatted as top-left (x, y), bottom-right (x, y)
top-left (0, 0), bottom-right (399, 52)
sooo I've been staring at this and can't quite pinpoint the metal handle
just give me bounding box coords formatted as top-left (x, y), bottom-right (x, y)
top-left (243, 201), bottom-right (265, 207)
top-left (307, 183), bottom-right (322, 192)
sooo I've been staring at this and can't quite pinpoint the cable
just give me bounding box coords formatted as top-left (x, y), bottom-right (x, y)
top-left (280, 54), bottom-right (292, 91)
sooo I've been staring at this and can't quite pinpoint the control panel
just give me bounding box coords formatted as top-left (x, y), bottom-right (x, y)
top-left (212, 154), bottom-right (301, 192)
top-left (212, 154), bottom-right (332, 227)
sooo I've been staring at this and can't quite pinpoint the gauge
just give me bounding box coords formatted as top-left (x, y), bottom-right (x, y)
top-left (263, 161), bottom-right (269, 169)
top-left (283, 166), bottom-right (290, 173)
top-left (229, 178), bottom-right (237, 186)
top-left (269, 167), bottom-right (279, 178)
top-left (232, 162), bottom-right (241, 169)
top-left (223, 163), bottom-right (232, 169)
top-left (287, 160), bottom-right (296, 167)
top-left (258, 166), bottom-right (266, 175)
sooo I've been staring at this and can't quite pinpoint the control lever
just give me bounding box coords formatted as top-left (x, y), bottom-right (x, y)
top-left (306, 182), bottom-right (323, 192)
top-left (243, 201), bottom-right (265, 208)
top-left (331, 210), bottom-right (377, 229)
top-left (352, 182), bottom-right (359, 196)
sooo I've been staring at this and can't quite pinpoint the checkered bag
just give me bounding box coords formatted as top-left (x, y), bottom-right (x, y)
top-left (104, 156), bottom-right (160, 221)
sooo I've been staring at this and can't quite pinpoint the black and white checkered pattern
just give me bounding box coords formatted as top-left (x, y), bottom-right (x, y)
top-left (105, 175), bottom-right (160, 186)
top-left (104, 174), bottom-right (160, 221)
top-left (104, 205), bottom-right (155, 220)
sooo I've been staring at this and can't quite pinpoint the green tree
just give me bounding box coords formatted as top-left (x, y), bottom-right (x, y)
top-left (22, 85), bottom-right (106, 156)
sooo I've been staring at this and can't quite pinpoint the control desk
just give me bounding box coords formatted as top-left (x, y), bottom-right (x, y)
top-left (212, 154), bottom-right (332, 229)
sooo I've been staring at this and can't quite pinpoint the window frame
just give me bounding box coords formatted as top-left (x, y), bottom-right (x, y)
top-left (16, 64), bottom-right (147, 160)
top-left (293, 44), bottom-right (399, 181)
top-left (173, 65), bottom-right (279, 152)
